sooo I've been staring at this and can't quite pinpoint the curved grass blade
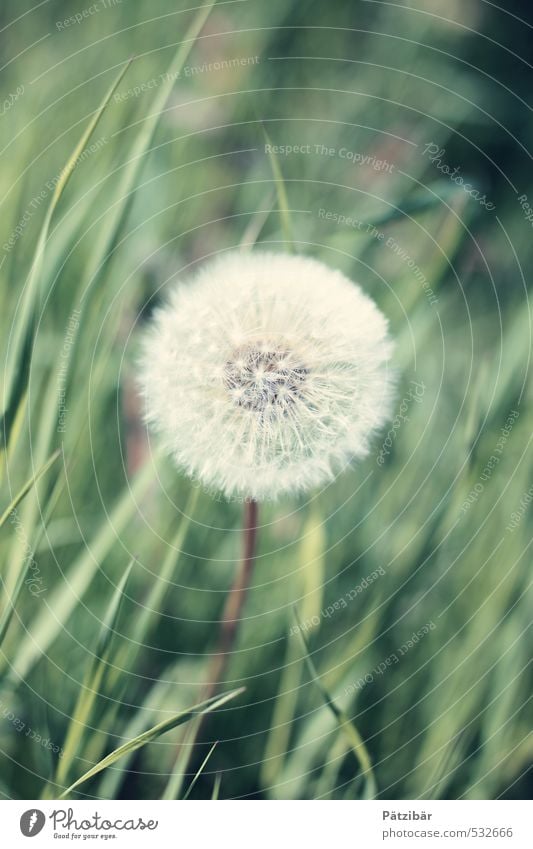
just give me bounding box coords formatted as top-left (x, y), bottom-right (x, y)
top-left (313, 732), bottom-right (351, 799)
top-left (292, 608), bottom-right (377, 799)
top-left (0, 60), bottom-right (132, 452)
top-left (59, 688), bottom-right (244, 799)
top-left (97, 665), bottom-right (179, 799)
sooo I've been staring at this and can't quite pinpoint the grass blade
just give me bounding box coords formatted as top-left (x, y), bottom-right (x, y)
top-left (0, 61), bottom-right (132, 451)
top-left (59, 688), bottom-right (244, 799)
top-left (239, 193), bottom-right (275, 250)
top-left (365, 183), bottom-right (467, 230)
top-left (96, 666), bottom-right (180, 799)
top-left (44, 561), bottom-right (134, 796)
top-left (4, 459), bottom-right (154, 684)
top-left (181, 741), bottom-right (217, 800)
top-left (262, 508), bottom-right (325, 788)
top-left (263, 127), bottom-right (294, 251)
top-left (0, 449), bottom-right (60, 529)
top-left (0, 450), bottom-right (61, 647)
top-left (211, 772), bottom-right (222, 800)
top-left (106, 487), bottom-right (199, 693)
top-left (79, 0), bottom-right (217, 305)
top-left (293, 609), bottom-right (377, 799)
top-left (93, 560), bottom-right (134, 664)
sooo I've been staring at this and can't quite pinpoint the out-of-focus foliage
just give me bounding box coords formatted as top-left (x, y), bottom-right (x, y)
top-left (0, 0), bottom-right (531, 800)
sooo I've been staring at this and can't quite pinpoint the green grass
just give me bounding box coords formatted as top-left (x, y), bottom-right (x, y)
top-left (0, 0), bottom-right (531, 800)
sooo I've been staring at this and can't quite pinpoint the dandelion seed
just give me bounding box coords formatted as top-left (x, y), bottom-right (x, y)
top-left (138, 251), bottom-right (394, 501)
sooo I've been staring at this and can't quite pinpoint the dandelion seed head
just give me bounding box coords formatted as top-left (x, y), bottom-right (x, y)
top-left (223, 340), bottom-right (308, 413)
top-left (138, 251), bottom-right (394, 500)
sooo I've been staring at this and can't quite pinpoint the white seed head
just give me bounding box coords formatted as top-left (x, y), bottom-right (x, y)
top-left (138, 251), bottom-right (394, 501)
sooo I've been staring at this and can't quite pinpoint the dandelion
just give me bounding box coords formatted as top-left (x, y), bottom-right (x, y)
top-left (138, 250), bottom-right (394, 702)
top-left (138, 250), bottom-right (394, 502)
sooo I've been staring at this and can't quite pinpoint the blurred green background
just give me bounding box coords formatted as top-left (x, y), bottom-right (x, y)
top-left (0, 0), bottom-right (531, 800)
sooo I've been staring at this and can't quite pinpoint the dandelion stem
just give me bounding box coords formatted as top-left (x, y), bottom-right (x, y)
top-left (207, 498), bottom-right (258, 697)
top-left (168, 500), bottom-right (258, 795)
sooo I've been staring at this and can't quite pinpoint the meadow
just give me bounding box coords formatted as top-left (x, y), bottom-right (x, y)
top-left (0, 0), bottom-right (531, 800)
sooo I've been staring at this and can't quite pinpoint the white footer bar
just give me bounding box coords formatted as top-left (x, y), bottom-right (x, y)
top-left (2, 800), bottom-right (529, 848)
